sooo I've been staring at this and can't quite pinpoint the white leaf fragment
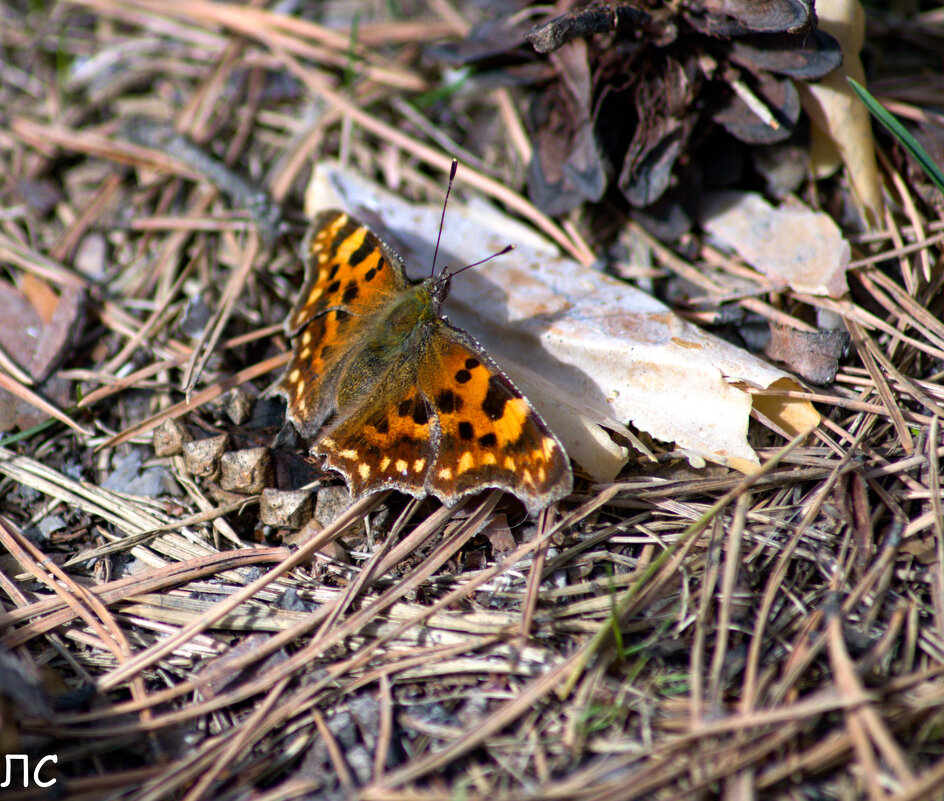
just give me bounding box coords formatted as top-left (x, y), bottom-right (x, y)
top-left (701, 190), bottom-right (851, 299)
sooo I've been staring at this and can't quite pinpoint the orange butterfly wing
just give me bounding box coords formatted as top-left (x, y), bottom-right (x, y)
top-left (279, 210), bottom-right (409, 438)
top-left (314, 318), bottom-right (571, 514)
top-left (419, 324), bottom-right (571, 514)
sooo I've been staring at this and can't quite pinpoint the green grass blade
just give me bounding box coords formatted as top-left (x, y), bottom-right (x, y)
top-left (848, 77), bottom-right (944, 192)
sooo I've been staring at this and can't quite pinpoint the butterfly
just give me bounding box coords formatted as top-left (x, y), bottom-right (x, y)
top-left (277, 206), bottom-right (572, 515)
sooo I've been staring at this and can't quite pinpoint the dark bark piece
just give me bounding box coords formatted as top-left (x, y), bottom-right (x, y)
top-left (712, 70), bottom-right (799, 144)
top-left (528, 40), bottom-right (609, 215)
top-left (0, 280), bottom-right (84, 432)
top-left (428, 0), bottom-right (830, 235)
top-left (724, 29), bottom-right (842, 80)
top-left (633, 197), bottom-right (694, 243)
top-left (526, 3), bottom-right (650, 54)
top-left (619, 55), bottom-right (699, 208)
top-left (687, 0), bottom-right (815, 36)
top-left (620, 129), bottom-right (685, 208)
top-left (29, 286), bottom-right (85, 384)
top-left (765, 325), bottom-right (849, 385)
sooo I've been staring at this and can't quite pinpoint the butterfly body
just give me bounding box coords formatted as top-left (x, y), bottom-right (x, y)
top-left (279, 210), bottom-right (572, 514)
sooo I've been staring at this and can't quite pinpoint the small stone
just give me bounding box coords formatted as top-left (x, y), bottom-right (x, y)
top-left (314, 485), bottom-right (354, 528)
top-left (38, 515), bottom-right (67, 538)
top-left (153, 418), bottom-right (192, 457)
top-left (315, 485), bottom-right (368, 539)
top-left (221, 387), bottom-right (253, 425)
top-left (259, 487), bottom-right (312, 528)
top-left (102, 450), bottom-right (144, 492)
top-left (219, 447), bottom-right (272, 494)
top-left (277, 588), bottom-right (318, 612)
top-left (74, 233), bottom-right (107, 282)
top-left (179, 293), bottom-right (211, 338)
top-left (182, 434), bottom-right (229, 480)
top-left (315, 538), bottom-right (350, 563)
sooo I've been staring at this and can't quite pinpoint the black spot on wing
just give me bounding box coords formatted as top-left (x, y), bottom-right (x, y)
top-left (436, 389), bottom-right (462, 414)
top-left (482, 375), bottom-right (517, 420)
top-left (454, 369), bottom-right (471, 384)
top-left (326, 279), bottom-right (341, 295)
top-left (412, 401), bottom-right (429, 425)
top-left (397, 396), bottom-right (430, 425)
top-left (458, 421), bottom-right (474, 440)
top-left (478, 432), bottom-right (497, 447)
top-left (342, 281), bottom-right (359, 303)
top-left (349, 236), bottom-right (374, 267)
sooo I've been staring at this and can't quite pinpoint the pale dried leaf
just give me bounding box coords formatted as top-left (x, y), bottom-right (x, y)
top-left (796, 0), bottom-right (883, 227)
top-left (701, 191), bottom-right (850, 298)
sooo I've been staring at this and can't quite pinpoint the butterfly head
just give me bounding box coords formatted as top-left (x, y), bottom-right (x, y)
top-left (428, 244), bottom-right (514, 307)
top-left (427, 270), bottom-right (452, 309)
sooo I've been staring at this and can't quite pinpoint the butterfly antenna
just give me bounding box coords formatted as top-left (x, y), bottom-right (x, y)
top-left (431, 159), bottom-right (459, 277)
top-left (446, 244), bottom-right (515, 279)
